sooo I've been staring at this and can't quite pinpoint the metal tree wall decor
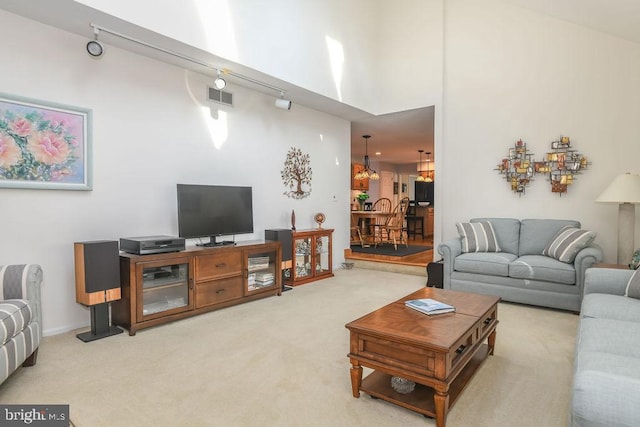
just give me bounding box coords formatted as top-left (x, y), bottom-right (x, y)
top-left (281, 147), bottom-right (312, 199)
top-left (495, 139), bottom-right (535, 195)
top-left (534, 136), bottom-right (590, 195)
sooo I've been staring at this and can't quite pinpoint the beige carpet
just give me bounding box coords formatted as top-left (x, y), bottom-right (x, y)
top-left (0, 269), bottom-right (577, 426)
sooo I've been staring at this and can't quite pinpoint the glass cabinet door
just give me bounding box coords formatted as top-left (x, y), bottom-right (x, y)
top-left (137, 260), bottom-right (192, 320)
top-left (247, 248), bottom-right (278, 294)
top-left (294, 236), bottom-right (313, 280)
top-left (314, 234), bottom-right (331, 274)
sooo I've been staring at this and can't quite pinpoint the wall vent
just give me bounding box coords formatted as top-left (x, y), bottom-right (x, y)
top-left (207, 87), bottom-right (233, 106)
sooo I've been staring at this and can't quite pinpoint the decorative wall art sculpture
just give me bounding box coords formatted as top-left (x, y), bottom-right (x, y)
top-left (495, 139), bottom-right (535, 195)
top-left (496, 136), bottom-right (591, 196)
top-left (281, 146), bottom-right (312, 199)
top-left (535, 136), bottom-right (590, 195)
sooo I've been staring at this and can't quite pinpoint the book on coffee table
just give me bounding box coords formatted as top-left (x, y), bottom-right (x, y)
top-left (405, 298), bottom-right (455, 315)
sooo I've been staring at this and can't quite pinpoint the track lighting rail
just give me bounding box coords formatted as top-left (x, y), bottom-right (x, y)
top-left (89, 23), bottom-right (287, 95)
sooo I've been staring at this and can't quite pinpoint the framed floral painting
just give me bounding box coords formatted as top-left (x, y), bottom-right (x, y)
top-left (0, 93), bottom-right (92, 190)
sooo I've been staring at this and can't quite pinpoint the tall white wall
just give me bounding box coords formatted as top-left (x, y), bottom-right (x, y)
top-left (0, 10), bottom-right (351, 335)
top-left (76, 0), bottom-right (440, 115)
top-left (441, 0), bottom-right (640, 262)
top-left (373, 0), bottom-right (443, 114)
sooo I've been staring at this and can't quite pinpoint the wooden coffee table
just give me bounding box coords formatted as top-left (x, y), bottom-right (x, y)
top-left (345, 288), bottom-right (500, 426)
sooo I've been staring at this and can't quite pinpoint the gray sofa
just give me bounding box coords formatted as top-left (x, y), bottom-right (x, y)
top-left (570, 267), bottom-right (640, 426)
top-left (437, 218), bottom-right (603, 311)
top-left (0, 264), bottom-right (42, 385)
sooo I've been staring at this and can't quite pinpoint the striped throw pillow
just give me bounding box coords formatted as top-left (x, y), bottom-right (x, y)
top-left (626, 268), bottom-right (640, 299)
top-left (542, 226), bottom-right (596, 263)
top-left (456, 221), bottom-right (501, 253)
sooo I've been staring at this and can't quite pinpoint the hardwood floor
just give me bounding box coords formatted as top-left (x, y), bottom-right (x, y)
top-left (345, 234), bottom-right (435, 268)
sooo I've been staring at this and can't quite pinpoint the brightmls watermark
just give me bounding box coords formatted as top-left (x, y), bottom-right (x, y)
top-left (0, 405), bottom-right (69, 426)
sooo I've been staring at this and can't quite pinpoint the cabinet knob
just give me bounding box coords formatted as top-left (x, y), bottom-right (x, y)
top-left (215, 262), bottom-right (227, 268)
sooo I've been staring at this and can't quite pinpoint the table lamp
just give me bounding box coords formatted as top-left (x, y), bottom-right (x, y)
top-left (595, 173), bottom-right (640, 264)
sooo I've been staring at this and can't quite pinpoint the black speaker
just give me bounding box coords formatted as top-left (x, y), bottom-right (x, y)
top-left (265, 229), bottom-right (292, 261)
top-left (74, 240), bottom-right (123, 342)
top-left (426, 260), bottom-right (444, 288)
top-left (265, 229), bottom-right (293, 291)
top-left (76, 240), bottom-right (120, 295)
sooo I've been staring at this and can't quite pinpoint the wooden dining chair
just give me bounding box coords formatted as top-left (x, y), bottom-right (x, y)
top-left (369, 197), bottom-right (392, 240)
top-left (382, 197), bottom-right (409, 249)
top-left (350, 212), bottom-right (366, 247)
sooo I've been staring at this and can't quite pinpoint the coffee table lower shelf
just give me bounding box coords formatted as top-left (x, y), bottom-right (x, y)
top-left (359, 344), bottom-right (489, 418)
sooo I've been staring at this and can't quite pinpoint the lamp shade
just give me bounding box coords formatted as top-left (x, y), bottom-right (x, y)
top-left (595, 173), bottom-right (640, 204)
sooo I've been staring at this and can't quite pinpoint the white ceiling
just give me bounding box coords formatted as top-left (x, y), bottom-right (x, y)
top-left (350, 107), bottom-right (435, 166)
top-left (2, 0), bottom-right (639, 167)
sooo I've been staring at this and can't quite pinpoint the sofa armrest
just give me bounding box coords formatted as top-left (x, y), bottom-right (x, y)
top-left (437, 239), bottom-right (462, 290)
top-left (573, 244), bottom-right (603, 297)
top-left (583, 267), bottom-right (634, 296)
top-left (0, 264), bottom-right (43, 339)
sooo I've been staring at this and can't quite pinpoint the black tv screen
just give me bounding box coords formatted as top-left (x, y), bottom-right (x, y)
top-left (177, 184), bottom-right (254, 245)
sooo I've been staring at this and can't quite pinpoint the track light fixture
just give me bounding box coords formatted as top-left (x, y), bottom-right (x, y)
top-left (275, 92), bottom-right (292, 110)
top-left (87, 24), bottom-right (288, 97)
top-left (213, 70), bottom-right (226, 90)
top-left (86, 27), bottom-right (104, 57)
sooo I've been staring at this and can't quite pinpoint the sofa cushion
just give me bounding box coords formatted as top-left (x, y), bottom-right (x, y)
top-left (572, 354), bottom-right (640, 427)
top-left (519, 219), bottom-right (580, 256)
top-left (625, 268), bottom-right (640, 299)
top-left (456, 221), bottom-right (501, 253)
top-left (577, 317), bottom-right (640, 358)
top-left (542, 226), bottom-right (596, 263)
top-left (509, 255), bottom-right (576, 285)
top-left (0, 299), bottom-right (33, 345)
top-left (581, 293), bottom-right (640, 322)
top-left (454, 252), bottom-right (517, 277)
top-left (471, 218), bottom-right (520, 255)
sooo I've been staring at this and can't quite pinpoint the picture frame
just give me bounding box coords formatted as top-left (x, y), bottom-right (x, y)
top-left (0, 93), bottom-right (92, 190)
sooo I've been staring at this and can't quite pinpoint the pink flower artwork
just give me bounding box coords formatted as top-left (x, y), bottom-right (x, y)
top-left (28, 131), bottom-right (70, 165)
top-left (9, 117), bottom-right (33, 137)
top-left (0, 134), bottom-right (21, 168)
top-left (0, 94), bottom-right (91, 189)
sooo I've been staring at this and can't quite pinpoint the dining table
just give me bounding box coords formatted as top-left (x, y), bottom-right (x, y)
top-left (351, 210), bottom-right (395, 245)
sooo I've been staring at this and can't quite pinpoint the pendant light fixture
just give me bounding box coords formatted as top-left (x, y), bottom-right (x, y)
top-left (425, 151), bottom-right (433, 183)
top-left (416, 149), bottom-right (426, 182)
top-left (354, 135), bottom-right (379, 180)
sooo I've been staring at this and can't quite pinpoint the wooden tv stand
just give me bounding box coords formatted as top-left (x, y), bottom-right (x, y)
top-left (112, 240), bottom-right (281, 335)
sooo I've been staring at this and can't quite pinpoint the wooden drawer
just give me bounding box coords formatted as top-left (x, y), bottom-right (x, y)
top-left (195, 276), bottom-right (244, 308)
top-left (196, 252), bottom-right (242, 281)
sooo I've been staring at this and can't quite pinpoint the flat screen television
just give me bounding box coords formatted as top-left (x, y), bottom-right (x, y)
top-left (177, 184), bottom-right (254, 246)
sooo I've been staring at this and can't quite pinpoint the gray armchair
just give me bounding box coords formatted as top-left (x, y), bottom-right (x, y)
top-left (0, 264), bottom-right (42, 385)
